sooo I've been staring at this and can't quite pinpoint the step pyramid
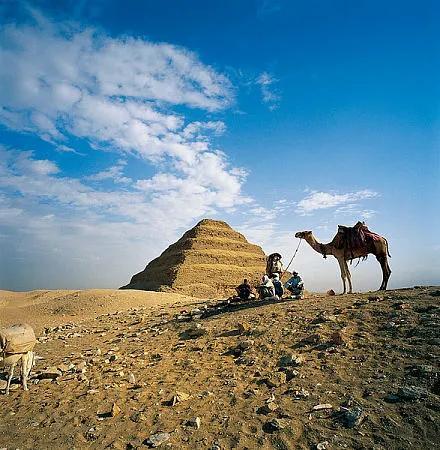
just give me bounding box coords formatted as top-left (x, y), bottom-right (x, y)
top-left (121, 219), bottom-right (267, 298)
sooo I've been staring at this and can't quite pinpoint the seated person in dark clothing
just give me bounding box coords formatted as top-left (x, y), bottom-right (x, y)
top-left (272, 273), bottom-right (284, 298)
top-left (235, 279), bottom-right (252, 301)
top-left (284, 271), bottom-right (304, 298)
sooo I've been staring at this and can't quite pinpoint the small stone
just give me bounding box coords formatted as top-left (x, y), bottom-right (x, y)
top-left (170, 391), bottom-right (191, 406)
top-left (39, 367), bottom-right (62, 380)
top-left (339, 406), bottom-right (364, 428)
top-left (279, 368), bottom-right (299, 381)
top-left (57, 363), bottom-right (70, 372)
top-left (257, 401), bottom-right (279, 415)
top-left (111, 403), bottom-right (121, 417)
top-left (187, 416), bottom-right (201, 429)
top-left (278, 354), bottom-right (303, 367)
top-left (128, 373), bottom-right (136, 384)
top-left (237, 339), bottom-right (254, 351)
top-left (144, 432), bottom-right (171, 448)
top-left (263, 418), bottom-right (289, 433)
top-left (264, 372), bottom-right (287, 388)
top-left (316, 442), bottom-right (330, 450)
top-left (397, 386), bottom-right (428, 401)
top-left (326, 289), bottom-right (336, 296)
top-left (109, 355), bottom-right (118, 362)
top-left (130, 411), bottom-right (147, 423)
top-left (181, 325), bottom-right (207, 340)
top-left (313, 403), bottom-right (333, 411)
top-left (292, 388), bottom-right (310, 399)
top-left (237, 322), bottom-right (251, 334)
top-left (329, 330), bottom-right (346, 346)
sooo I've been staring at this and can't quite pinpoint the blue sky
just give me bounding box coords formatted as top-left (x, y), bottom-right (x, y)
top-left (0, 0), bottom-right (439, 292)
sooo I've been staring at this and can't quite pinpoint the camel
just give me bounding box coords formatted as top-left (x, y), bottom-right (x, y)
top-left (295, 222), bottom-right (391, 294)
top-left (1, 324), bottom-right (37, 395)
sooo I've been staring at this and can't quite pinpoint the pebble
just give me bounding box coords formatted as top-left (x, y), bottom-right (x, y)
top-left (144, 432), bottom-right (171, 448)
top-left (316, 442), bottom-right (330, 450)
top-left (263, 418), bottom-right (289, 433)
top-left (339, 406), bottom-right (364, 428)
top-left (397, 386), bottom-right (428, 401)
top-left (313, 403), bottom-right (333, 411)
top-left (187, 416), bottom-right (201, 429)
top-left (38, 367), bottom-right (62, 380)
top-left (257, 401), bottom-right (279, 415)
top-left (278, 354), bottom-right (303, 367)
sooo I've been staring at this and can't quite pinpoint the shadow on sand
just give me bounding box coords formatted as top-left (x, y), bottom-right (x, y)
top-left (201, 296), bottom-right (300, 320)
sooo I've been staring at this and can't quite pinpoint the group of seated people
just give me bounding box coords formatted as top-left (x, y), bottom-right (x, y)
top-left (234, 271), bottom-right (304, 302)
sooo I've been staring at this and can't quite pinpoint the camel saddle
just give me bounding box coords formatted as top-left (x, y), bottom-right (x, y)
top-left (335, 222), bottom-right (382, 259)
top-left (0, 323), bottom-right (36, 354)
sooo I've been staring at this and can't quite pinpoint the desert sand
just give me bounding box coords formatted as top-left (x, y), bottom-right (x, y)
top-left (0, 286), bottom-right (439, 449)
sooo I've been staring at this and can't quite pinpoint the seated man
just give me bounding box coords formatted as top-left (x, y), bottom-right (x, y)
top-left (258, 275), bottom-right (276, 300)
top-left (272, 273), bottom-right (284, 298)
top-left (284, 271), bottom-right (304, 299)
top-left (235, 279), bottom-right (252, 301)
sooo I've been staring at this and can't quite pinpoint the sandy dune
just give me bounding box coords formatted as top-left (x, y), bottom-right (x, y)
top-left (0, 289), bottom-right (199, 334)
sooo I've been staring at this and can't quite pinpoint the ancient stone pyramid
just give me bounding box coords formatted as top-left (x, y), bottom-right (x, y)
top-left (121, 219), bottom-right (267, 298)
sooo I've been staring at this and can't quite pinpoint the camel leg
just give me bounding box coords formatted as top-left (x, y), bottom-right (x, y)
top-left (6, 363), bottom-right (15, 395)
top-left (376, 255), bottom-right (389, 290)
top-left (383, 258), bottom-right (392, 290)
top-left (337, 259), bottom-right (347, 294)
top-left (344, 260), bottom-right (353, 293)
top-left (21, 354), bottom-right (28, 391)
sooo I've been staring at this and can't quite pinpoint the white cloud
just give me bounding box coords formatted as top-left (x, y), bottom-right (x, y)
top-left (256, 72), bottom-right (281, 110)
top-left (297, 190), bottom-right (379, 215)
top-left (86, 160), bottom-right (130, 184)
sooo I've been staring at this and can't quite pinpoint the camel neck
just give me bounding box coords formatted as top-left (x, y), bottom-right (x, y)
top-left (305, 234), bottom-right (333, 256)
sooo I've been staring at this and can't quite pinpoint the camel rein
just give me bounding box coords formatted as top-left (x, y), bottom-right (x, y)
top-left (281, 238), bottom-right (302, 279)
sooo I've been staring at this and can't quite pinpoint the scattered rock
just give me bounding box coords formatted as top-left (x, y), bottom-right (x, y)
top-left (338, 406), bottom-right (364, 428)
top-left (180, 324), bottom-right (207, 340)
top-left (407, 364), bottom-right (436, 379)
top-left (297, 334), bottom-right (321, 346)
top-left (186, 416), bottom-right (201, 429)
top-left (279, 367), bottom-right (299, 381)
top-left (262, 418), bottom-right (289, 433)
top-left (313, 403), bottom-right (333, 411)
top-left (169, 391), bottom-right (191, 406)
top-left (326, 289), bottom-right (336, 296)
top-left (144, 432), bottom-right (171, 448)
top-left (38, 367), bottom-right (62, 380)
top-left (329, 330), bottom-right (346, 346)
top-left (316, 442), bottom-right (330, 450)
top-left (237, 322), bottom-right (251, 334)
top-left (257, 401), bottom-right (279, 415)
top-left (278, 354), bottom-right (303, 367)
top-left (128, 373), bottom-right (136, 384)
top-left (397, 386), bottom-right (428, 401)
top-left (291, 388), bottom-right (310, 400)
top-left (264, 372), bottom-right (287, 388)
top-left (111, 403), bottom-right (121, 417)
top-left (130, 411), bottom-right (147, 423)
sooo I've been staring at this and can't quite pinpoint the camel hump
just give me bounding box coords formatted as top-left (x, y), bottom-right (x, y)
top-left (334, 222), bottom-right (382, 255)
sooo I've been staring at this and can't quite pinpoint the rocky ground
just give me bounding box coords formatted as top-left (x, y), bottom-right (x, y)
top-left (0, 286), bottom-right (439, 449)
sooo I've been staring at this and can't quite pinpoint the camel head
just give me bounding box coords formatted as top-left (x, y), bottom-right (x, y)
top-left (295, 231), bottom-right (312, 239)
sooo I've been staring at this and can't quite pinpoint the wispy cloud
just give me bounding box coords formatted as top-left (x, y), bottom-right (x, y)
top-left (255, 72), bottom-right (281, 110)
top-left (297, 190), bottom-right (379, 215)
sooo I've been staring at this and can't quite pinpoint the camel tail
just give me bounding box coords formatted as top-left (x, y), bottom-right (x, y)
top-left (384, 237), bottom-right (391, 258)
